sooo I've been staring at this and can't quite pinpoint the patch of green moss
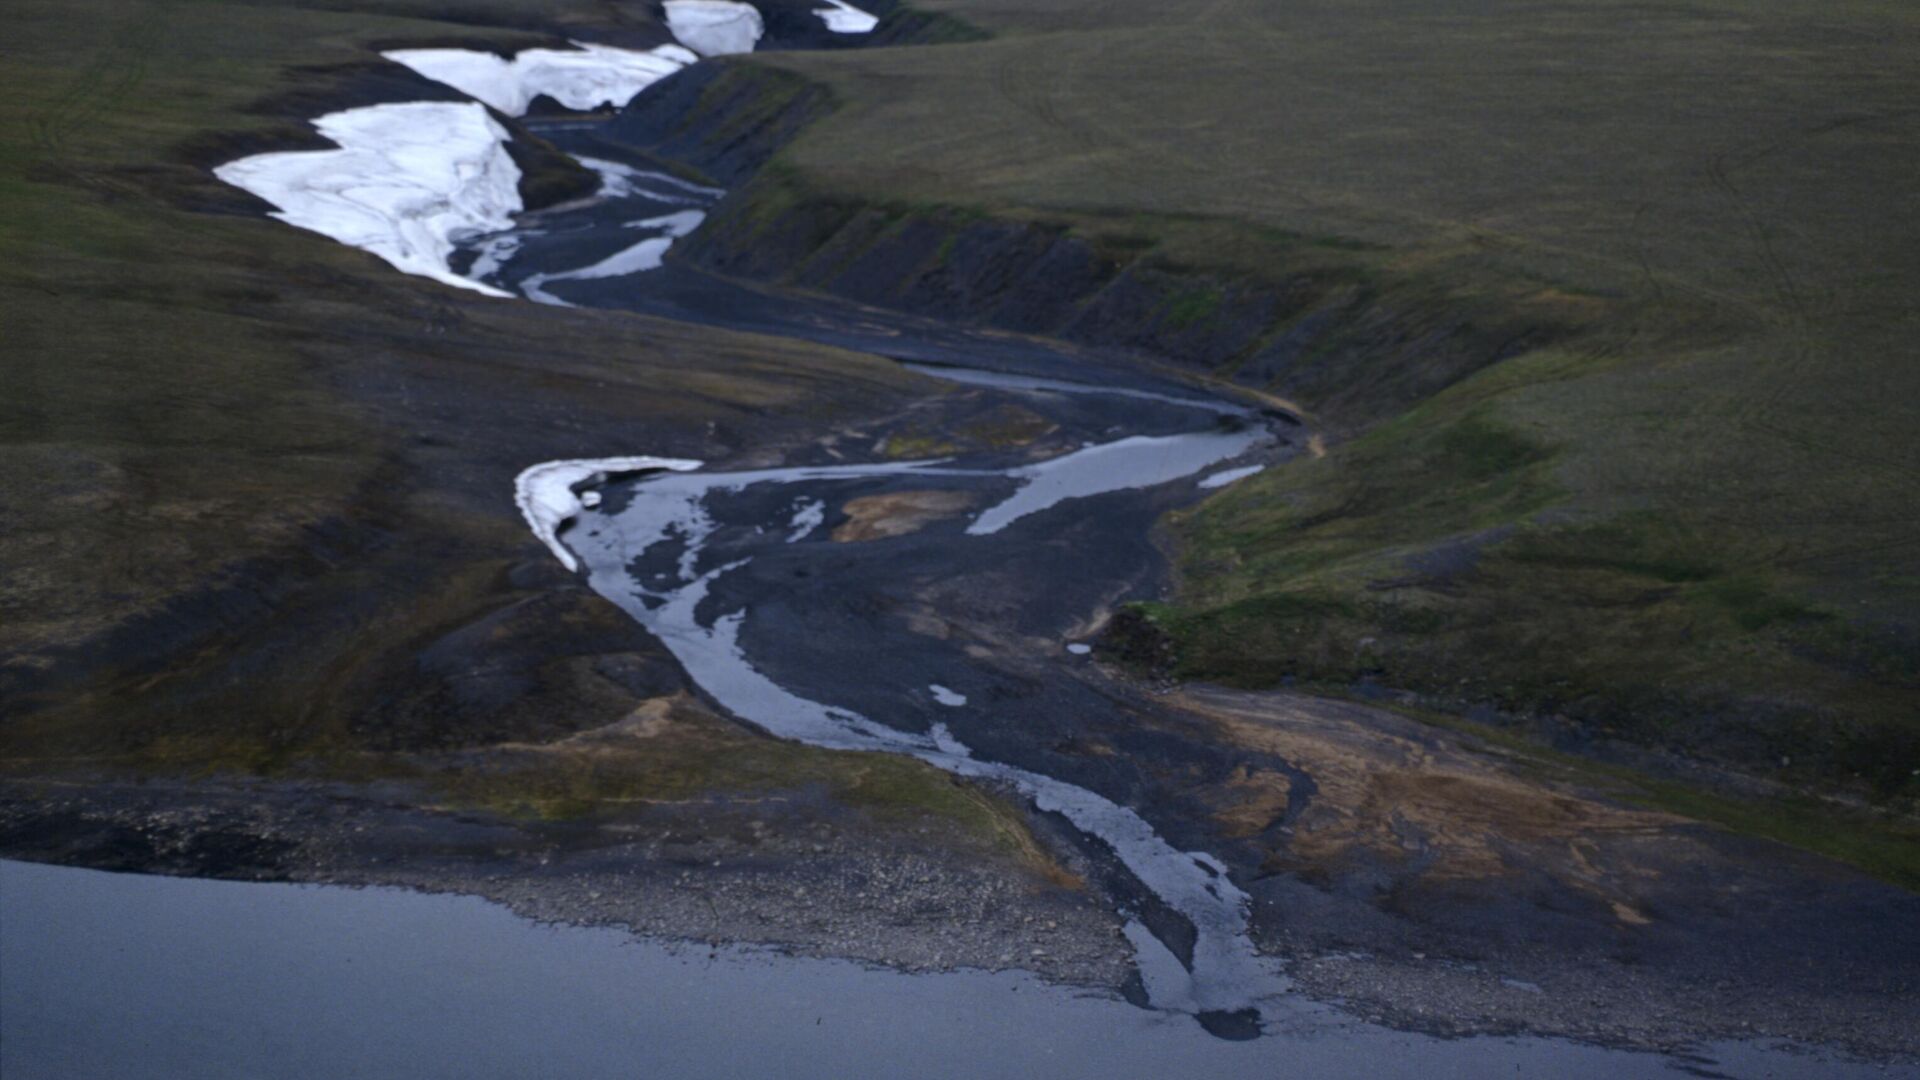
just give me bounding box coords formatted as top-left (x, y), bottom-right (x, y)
top-left (883, 431), bottom-right (962, 459)
top-left (955, 404), bottom-right (1055, 448)
top-left (1163, 285), bottom-right (1225, 330)
top-left (1694, 574), bottom-right (1832, 632)
top-left (885, 9), bottom-right (993, 45)
top-left (433, 713), bottom-right (1063, 873)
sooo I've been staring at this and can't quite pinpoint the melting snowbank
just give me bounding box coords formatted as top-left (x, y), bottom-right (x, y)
top-left (815, 0), bottom-right (879, 33)
top-left (213, 102), bottom-right (521, 296)
top-left (514, 457), bottom-right (702, 572)
top-left (664, 1), bottom-right (765, 56)
top-left (383, 43), bottom-right (697, 117)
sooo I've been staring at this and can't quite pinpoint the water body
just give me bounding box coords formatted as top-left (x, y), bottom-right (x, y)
top-left (898, 360), bottom-right (1250, 416)
top-left (3, 860), bottom-right (1884, 1080)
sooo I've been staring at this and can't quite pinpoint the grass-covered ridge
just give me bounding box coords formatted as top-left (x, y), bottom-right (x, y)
top-left (1148, 355), bottom-right (1920, 788)
top-left (686, 0), bottom-right (1920, 804)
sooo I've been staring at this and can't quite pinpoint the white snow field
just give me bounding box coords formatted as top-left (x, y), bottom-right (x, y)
top-left (815, 0), bottom-right (879, 33)
top-left (383, 42), bottom-right (697, 117)
top-left (514, 457), bottom-right (704, 572)
top-left (663, 1), bottom-right (765, 56)
top-left (213, 102), bottom-right (522, 296)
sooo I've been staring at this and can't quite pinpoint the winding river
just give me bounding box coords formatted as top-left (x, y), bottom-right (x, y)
top-left (46, 13), bottom-right (1883, 1075)
top-left (458, 90), bottom-right (1303, 1033)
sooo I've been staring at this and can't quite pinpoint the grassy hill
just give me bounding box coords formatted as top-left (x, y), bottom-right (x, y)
top-left (730, 0), bottom-right (1920, 799)
top-left (1, 0), bottom-right (1087, 856)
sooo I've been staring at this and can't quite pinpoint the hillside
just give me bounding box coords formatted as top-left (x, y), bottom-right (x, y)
top-left (688, 0), bottom-right (1920, 800)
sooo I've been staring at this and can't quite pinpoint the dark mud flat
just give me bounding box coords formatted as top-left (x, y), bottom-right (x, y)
top-left (3, 858), bottom-right (1898, 1080)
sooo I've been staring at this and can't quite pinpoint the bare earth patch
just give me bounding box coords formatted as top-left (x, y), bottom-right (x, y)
top-left (831, 489), bottom-right (977, 542)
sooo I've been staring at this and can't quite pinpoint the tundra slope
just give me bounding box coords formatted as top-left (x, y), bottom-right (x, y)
top-left (649, 0), bottom-right (1920, 810)
top-left (343, 30), bottom-right (1920, 1054)
top-left (3, 0), bottom-right (1918, 1064)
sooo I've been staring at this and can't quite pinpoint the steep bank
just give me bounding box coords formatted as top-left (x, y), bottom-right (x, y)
top-left (609, 64), bottom-right (1576, 435)
top-left (604, 47), bottom-right (1920, 825)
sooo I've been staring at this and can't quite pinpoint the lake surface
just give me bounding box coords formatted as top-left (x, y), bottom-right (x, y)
top-left (3, 859), bottom-right (1889, 1079)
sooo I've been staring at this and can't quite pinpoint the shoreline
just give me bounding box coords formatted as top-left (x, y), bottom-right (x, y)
top-left (8, 724), bottom-right (1918, 1064)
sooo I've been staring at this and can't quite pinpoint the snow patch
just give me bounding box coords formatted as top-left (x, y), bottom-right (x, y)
top-left (786, 499), bottom-right (826, 542)
top-left (930, 685), bottom-right (968, 707)
top-left (514, 457), bottom-right (702, 572)
top-left (968, 429), bottom-right (1265, 536)
top-left (1198, 464), bottom-right (1266, 489)
top-left (213, 102), bottom-right (521, 297)
top-left (664, 1), bottom-right (765, 56)
top-left (1067, 644), bottom-right (1093, 656)
top-left (383, 42), bottom-right (696, 117)
top-left (815, 0), bottom-right (879, 33)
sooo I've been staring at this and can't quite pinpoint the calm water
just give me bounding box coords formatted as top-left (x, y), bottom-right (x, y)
top-left (2, 859), bottom-right (1894, 1079)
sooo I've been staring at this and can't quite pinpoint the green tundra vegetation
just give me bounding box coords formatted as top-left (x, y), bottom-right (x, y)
top-left (734, 0), bottom-right (1920, 802)
top-left (4, 0), bottom-right (1917, 881)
